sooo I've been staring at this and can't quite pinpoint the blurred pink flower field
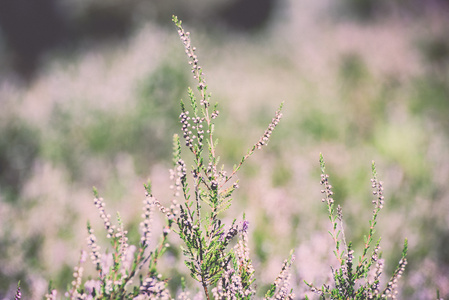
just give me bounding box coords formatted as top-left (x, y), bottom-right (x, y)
top-left (0, 0), bottom-right (449, 298)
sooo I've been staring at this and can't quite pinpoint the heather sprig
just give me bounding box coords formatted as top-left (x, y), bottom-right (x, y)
top-left (211, 220), bottom-right (256, 299)
top-left (171, 15), bottom-right (285, 299)
top-left (54, 184), bottom-right (175, 299)
top-left (305, 154), bottom-right (408, 299)
top-left (264, 251), bottom-right (296, 300)
top-left (65, 251), bottom-right (86, 299)
top-left (14, 281), bottom-right (21, 300)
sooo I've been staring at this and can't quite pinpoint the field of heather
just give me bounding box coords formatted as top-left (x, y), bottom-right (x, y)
top-left (1, 1), bottom-right (449, 299)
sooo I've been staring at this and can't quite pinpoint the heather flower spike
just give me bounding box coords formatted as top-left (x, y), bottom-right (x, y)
top-left (15, 281), bottom-right (21, 300)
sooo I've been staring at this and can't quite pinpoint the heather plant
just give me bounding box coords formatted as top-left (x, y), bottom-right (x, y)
top-left (46, 16), bottom-right (410, 300)
top-left (305, 155), bottom-right (408, 299)
top-left (45, 16), bottom-right (291, 300)
top-left (170, 15), bottom-right (289, 299)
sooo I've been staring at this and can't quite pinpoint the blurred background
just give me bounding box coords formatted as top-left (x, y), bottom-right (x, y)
top-left (1, 0), bottom-right (449, 298)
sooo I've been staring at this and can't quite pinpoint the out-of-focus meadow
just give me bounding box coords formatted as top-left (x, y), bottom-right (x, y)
top-left (1, 0), bottom-right (449, 298)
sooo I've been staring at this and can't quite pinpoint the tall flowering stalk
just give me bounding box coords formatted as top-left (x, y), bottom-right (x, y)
top-left (171, 15), bottom-right (285, 299)
top-left (305, 154), bottom-right (408, 299)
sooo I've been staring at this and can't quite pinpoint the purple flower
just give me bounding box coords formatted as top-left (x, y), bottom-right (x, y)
top-left (218, 232), bottom-right (225, 242)
top-left (241, 220), bottom-right (249, 233)
top-left (15, 283), bottom-right (21, 300)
